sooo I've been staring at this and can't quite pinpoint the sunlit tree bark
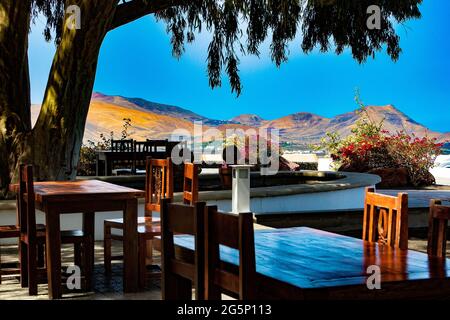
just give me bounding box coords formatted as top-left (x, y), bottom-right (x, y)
top-left (0, 0), bottom-right (32, 197)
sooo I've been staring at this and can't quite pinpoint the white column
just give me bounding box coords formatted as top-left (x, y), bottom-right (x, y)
top-left (231, 165), bottom-right (253, 214)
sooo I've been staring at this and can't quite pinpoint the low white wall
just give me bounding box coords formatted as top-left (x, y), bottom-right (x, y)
top-left (0, 186), bottom-right (368, 243)
top-left (209, 186), bottom-right (368, 214)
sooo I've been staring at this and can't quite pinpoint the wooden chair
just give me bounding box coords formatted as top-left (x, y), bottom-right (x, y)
top-left (111, 139), bottom-right (134, 175)
top-left (134, 141), bottom-right (150, 172)
top-left (111, 139), bottom-right (134, 152)
top-left (104, 157), bottom-right (173, 288)
top-left (160, 198), bottom-right (206, 300)
top-left (17, 165), bottom-right (90, 295)
top-left (205, 206), bottom-right (256, 300)
top-left (183, 162), bottom-right (199, 204)
top-left (362, 187), bottom-right (409, 250)
top-left (146, 139), bottom-right (169, 159)
top-left (427, 200), bottom-right (450, 258)
top-left (0, 226), bottom-right (21, 284)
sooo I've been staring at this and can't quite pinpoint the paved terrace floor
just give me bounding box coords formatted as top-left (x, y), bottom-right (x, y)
top-left (0, 224), bottom-right (272, 300)
top-left (0, 237), bottom-right (447, 300)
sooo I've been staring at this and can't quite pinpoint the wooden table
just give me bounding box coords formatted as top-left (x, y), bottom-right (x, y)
top-left (170, 227), bottom-right (450, 299)
top-left (11, 180), bottom-right (144, 299)
top-left (96, 151), bottom-right (167, 176)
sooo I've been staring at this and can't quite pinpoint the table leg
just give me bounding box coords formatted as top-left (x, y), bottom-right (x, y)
top-left (82, 212), bottom-right (95, 291)
top-left (123, 198), bottom-right (138, 292)
top-left (106, 158), bottom-right (112, 176)
top-left (104, 158), bottom-right (108, 176)
top-left (45, 208), bottom-right (62, 299)
top-left (95, 154), bottom-right (100, 176)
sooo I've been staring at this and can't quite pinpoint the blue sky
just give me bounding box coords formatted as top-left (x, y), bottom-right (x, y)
top-left (29, 1), bottom-right (450, 132)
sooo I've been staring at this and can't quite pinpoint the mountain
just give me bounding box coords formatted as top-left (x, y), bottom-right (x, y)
top-left (94, 92), bottom-right (233, 126)
top-left (231, 114), bottom-right (265, 127)
top-left (30, 93), bottom-right (450, 146)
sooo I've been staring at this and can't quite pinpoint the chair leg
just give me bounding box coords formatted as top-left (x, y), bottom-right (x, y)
top-left (0, 245), bottom-right (2, 285)
top-left (146, 239), bottom-right (154, 265)
top-left (37, 243), bottom-right (45, 268)
top-left (74, 243), bottom-right (82, 271)
top-left (104, 223), bottom-right (112, 276)
top-left (28, 243), bottom-right (38, 296)
top-left (82, 212), bottom-right (95, 291)
top-left (138, 236), bottom-right (147, 290)
top-left (20, 241), bottom-right (28, 288)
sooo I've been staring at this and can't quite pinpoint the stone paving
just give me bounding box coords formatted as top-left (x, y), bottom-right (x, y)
top-left (0, 242), bottom-right (162, 300)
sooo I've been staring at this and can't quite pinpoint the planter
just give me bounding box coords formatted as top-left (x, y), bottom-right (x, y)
top-left (368, 167), bottom-right (409, 188)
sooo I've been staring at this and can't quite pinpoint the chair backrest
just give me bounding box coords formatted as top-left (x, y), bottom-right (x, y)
top-left (111, 139), bottom-right (134, 152)
top-left (183, 162), bottom-right (199, 205)
top-left (205, 206), bottom-right (256, 300)
top-left (18, 165), bottom-right (37, 241)
top-left (427, 199), bottom-right (450, 258)
top-left (145, 139), bottom-right (169, 158)
top-left (145, 157), bottom-right (173, 214)
top-left (362, 187), bottom-right (408, 250)
top-left (160, 198), bottom-right (206, 300)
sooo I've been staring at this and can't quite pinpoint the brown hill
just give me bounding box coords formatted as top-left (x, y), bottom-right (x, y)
top-left (30, 93), bottom-right (448, 146)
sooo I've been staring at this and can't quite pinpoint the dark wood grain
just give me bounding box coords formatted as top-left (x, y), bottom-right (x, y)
top-left (363, 187), bottom-right (408, 250)
top-left (104, 157), bottom-right (172, 287)
top-left (169, 227), bottom-right (450, 300)
top-left (10, 179), bottom-right (144, 204)
top-left (11, 177), bottom-right (141, 298)
top-left (183, 162), bottom-right (199, 205)
top-left (428, 200), bottom-right (450, 257)
top-left (205, 207), bottom-right (256, 300)
top-left (161, 198), bottom-right (206, 300)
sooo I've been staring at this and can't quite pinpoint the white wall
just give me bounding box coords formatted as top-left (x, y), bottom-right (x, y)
top-left (208, 187), bottom-right (368, 215)
top-left (0, 186), bottom-right (369, 243)
top-left (0, 205), bottom-right (149, 244)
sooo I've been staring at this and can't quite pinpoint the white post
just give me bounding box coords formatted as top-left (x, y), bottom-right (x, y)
top-left (231, 165), bottom-right (253, 214)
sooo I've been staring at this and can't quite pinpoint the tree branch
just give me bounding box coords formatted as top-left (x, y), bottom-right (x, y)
top-left (110, 0), bottom-right (187, 31)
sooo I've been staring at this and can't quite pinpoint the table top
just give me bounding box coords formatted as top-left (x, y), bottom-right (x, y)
top-left (174, 227), bottom-right (450, 290)
top-left (10, 179), bottom-right (144, 202)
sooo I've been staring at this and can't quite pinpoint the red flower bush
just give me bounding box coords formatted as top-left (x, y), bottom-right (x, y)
top-left (331, 132), bottom-right (443, 186)
top-left (318, 99), bottom-right (444, 187)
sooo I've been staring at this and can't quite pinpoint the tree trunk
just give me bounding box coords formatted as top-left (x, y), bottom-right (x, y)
top-left (32, 1), bottom-right (118, 181)
top-left (0, 0), bottom-right (32, 198)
